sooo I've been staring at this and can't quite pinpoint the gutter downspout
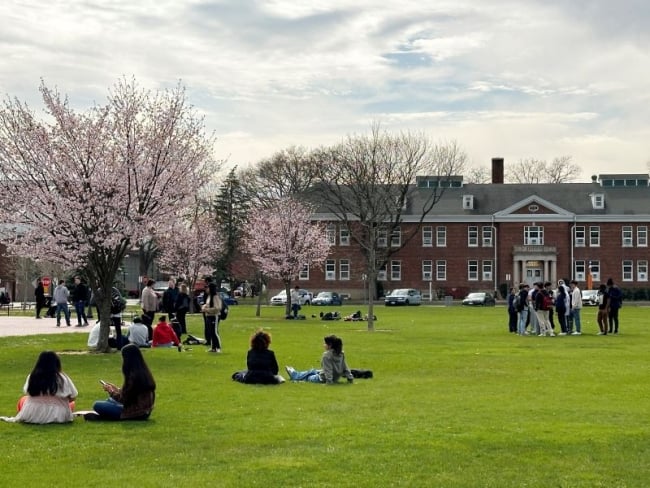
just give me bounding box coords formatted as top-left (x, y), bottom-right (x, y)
top-left (492, 216), bottom-right (498, 295)
top-left (570, 217), bottom-right (576, 281)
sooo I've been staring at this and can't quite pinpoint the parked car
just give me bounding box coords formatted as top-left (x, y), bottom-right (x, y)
top-left (581, 289), bottom-right (599, 306)
top-left (312, 291), bottom-right (342, 306)
top-left (462, 292), bottom-right (496, 306)
top-left (269, 289), bottom-right (313, 306)
top-left (220, 292), bottom-right (238, 306)
top-left (384, 288), bottom-right (422, 306)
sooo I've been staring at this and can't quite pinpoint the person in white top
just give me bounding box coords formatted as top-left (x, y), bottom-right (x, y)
top-left (127, 316), bottom-right (151, 348)
top-left (1, 351), bottom-right (77, 424)
top-left (569, 280), bottom-right (583, 335)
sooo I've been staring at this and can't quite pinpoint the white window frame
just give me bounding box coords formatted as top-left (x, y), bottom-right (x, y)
top-left (575, 260), bottom-right (585, 281)
top-left (482, 260), bottom-right (493, 281)
top-left (298, 264), bottom-right (309, 280)
top-left (588, 260), bottom-right (600, 282)
top-left (436, 260), bottom-right (447, 281)
top-left (390, 260), bottom-right (401, 281)
top-left (638, 260), bottom-right (648, 282)
top-left (422, 260), bottom-right (433, 281)
top-left (622, 260), bottom-right (633, 282)
top-left (339, 226), bottom-right (350, 246)
top-left (462, 195), bottom-right (474, 209)
top-left (377, 229), bottom-right (388, 248)
top-left (468, 260), bottom-right (479, 281)
top-left (436, 226), bottom-right (447, 247)
top-left (482, 226), bottom-right (493, 247)
top-left (638, 226), bottom-right (648, 247)
top-left (326, 224), bottom-right (336, 246)
top-left (524, 226), bottom-right (544, 246)
top-left (622, 226), bottom-right (633, 247)
top-left (468, 226), bottom-right (479, 247)
top-left (589, 226), bottom-right (600, 247)
top-left (325, 259), bottom-right (336, 281)
top-left (390, 227), bottom-right (401, 248)
top-left (377, 264), bottom-right (387, 281)
top-left (591, 193), bottom-right (605, 209)
top-left (422, 226), bottom-right (433, 247)
top-left (575, 226), bottom-right (586, 247)
top-left (339, 259), bottom-right (350, 281)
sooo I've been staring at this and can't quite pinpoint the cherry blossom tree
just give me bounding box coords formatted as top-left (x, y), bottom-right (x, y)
top-left (0, 78), bottom-right (215, 351)
top-left (156, 212), bottom-right (222, 312)
top-left (243, 197), bottom-right (331, 317)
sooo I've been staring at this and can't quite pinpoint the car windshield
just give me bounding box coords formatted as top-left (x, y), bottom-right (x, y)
top-left (390, 289), bottom-right (408, 296)
top-left (316, 292), bottom-right (332, 298)
top-left (467, 293), bottom-right (484, 299)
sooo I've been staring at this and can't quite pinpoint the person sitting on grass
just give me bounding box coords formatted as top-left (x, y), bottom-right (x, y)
top-left (87, 344), bottom-right (156, 421)
top-left (127, 316), bottom-right (151, 348)
top-left (1, 351), bottom-right (77, 424)
top-left (234, 329), bottom-right (284, 384)
top-left (152, 315), bottom-right (180, 348)
top-left (285, 335), bottom-right (354, 385)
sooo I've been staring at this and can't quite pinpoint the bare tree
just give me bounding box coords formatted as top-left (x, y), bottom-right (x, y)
top-left (239, 146), bottom-right (320, 208)
top-left (310, 124), bottom-right (466, 331)
top-left (465, 165), bottom-right (491, 184)
top-left (506, 156), bottom-right (581, 183)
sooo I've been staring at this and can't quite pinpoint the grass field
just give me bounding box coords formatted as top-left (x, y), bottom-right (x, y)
top-left (0, 303), bottom-right (648, 487)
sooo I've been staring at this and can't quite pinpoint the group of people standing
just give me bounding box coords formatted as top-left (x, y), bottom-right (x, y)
top-left (35, 276), bottom-right (91, 327)
top-left (508, 278), bottom-right (623, 336)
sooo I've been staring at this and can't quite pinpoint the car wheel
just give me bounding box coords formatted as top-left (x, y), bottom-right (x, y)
top-left (405, 300), bottom-right (410, 305)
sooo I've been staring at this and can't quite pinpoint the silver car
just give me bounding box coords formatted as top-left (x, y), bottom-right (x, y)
top-left (384, 288), bottom-right (422, 306)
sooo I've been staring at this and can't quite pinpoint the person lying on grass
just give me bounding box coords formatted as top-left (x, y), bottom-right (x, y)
top-left (87, 344), bottom-right (156, 421)
top-left (285, 335), bottom-right (354, 384)
top-left (1, 350), bottom-right (78, 424)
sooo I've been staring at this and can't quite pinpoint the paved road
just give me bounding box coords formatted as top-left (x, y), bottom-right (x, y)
top-left (0, 315), bottom-right (93, 338)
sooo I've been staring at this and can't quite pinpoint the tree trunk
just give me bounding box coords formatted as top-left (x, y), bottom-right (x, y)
top-left (284, 282), bottom-right (292, 317)
top-left (95, 296), bottom-right (114, 352)
top-left (366, 277), bottom-right (375, 331)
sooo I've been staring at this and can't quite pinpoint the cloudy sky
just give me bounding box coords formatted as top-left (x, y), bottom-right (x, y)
top-left (1, 0), bottom-right (649, 179)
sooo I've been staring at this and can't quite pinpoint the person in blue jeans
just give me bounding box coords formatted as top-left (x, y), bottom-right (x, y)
top-left (53, 280), bottom-right (71, 327)
top-left (569, 280), bottom-right (583, 335)
top-left (285, 335), bottom-right (354, 384)
top-left (516, 284), bottom-right (530, 335)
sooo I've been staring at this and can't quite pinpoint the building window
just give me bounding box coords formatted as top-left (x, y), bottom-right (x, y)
top-left (377, 264), bottom-right (387, 281)
top-left (482, 226), bottom-right (493, 247)
top-left (589, 226), bottom-right (600, 247)
top-left (588, 260), bottom-right (600, 282)
top-left (575, 226), bottom-right (585, 247)
top-left (436, 260), bottom-right (447, 281)
top-left (326, 224), bottom-right (336, 246)
top-left (298, 264), bottom-right (309, 280)
top-left (468, 226), bottom-right (479, 247)
top-left (339, 226), bottom-right (350, 246)
top-left (339, 259), bottom-right (350, 280)
top-left (390, 227), bottom-right (401, 247)
top-left (591, 193), bottom-right (605, 209)
top-left (638, 226), bottom-right (648, 247)
top-left (325, 260), bottom-right (335, 281)
top-left (468, 260), bottom-right (479, 281)
top-left (462, 195), bottom-right (474, 209)
top-left (422, 226), bottom-right (433, 247)
top-left (637, 260), bottom-right (648, 282)
top-left (482, 260), bottom-right (493, 281)
top-left (622, 226), bottom-right (633, 247)
top-left (524, 226), bottom-right (544, 245)
top-left (422, 260), bottom-right (433, 281)
top-left (575, 260), bottom-right (586, 281)
top-left (436, 226), bottom-right (447, 247)
top-left (622, 260), bottom-right (633, 282)
top-left (390, 261), bottom-right (401, 281)
top-left (377, 229), bottom-right (387, 248)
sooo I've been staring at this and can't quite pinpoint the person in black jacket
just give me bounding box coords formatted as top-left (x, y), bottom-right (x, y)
top-left (240, 330), bottom-right (283, 384)
top-left (72, 276), bottom-right (90, 327)
top-left (34, 279), bottom-right (46, 319)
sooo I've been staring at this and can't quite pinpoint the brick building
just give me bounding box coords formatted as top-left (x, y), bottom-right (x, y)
top-left (293, 161), bottom-right (650, 301)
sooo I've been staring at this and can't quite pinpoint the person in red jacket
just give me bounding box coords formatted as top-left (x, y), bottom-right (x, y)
top-left (152, 315), bottom-right (180, 348)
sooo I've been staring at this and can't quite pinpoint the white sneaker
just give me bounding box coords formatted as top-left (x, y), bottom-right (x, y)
top-left (285, 365), bottom-right (296, 380)
top-left (597, 332), bottom-right (603, 335)
top-left (571, 331), bottom-right (582, 335)
top-left (549, 332), bottom-right (556, 337)
top-left (558, 332), bottom-right (567, 336)
top-left (538, 333), bottom-right (545, 337)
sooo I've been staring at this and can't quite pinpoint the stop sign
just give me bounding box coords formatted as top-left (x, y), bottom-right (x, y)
top-left (42, 277), bottom-right (51, 287)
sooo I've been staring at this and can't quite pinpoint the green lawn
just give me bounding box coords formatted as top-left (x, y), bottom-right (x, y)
top-left (1, 304), bottom-right (648, 487)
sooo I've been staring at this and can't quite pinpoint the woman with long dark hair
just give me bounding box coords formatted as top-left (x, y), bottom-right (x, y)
top-left (201, 281), bottom-right (223, 353)
top-left (285, 335), bottom-right (354, 384)
top-left (89, 344), bottom-right (156, 421)
top-left (1, 351), bottom-right (77, 424)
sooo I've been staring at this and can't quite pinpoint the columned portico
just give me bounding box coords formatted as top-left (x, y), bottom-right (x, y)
top-left (512, 245), bottom-right (558, 286)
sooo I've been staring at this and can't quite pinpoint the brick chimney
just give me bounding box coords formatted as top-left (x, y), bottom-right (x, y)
top-left (491, 158), bottom-right (504, 184)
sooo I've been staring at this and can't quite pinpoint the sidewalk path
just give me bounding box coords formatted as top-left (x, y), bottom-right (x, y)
top-left (0, 315), bottom-right (93, 338)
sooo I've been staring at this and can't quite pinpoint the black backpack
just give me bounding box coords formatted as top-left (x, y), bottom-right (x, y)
top-left (219, 301), bottom-right (229, 321)
top-left (110, 288), bottom-right (126, 314)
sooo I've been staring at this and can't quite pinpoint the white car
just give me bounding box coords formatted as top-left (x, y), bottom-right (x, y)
top-left (384, 288), bottom-right (422, 306)
top-left (270, 289), bottom-right (312, 306)
top-left (581, 289), bottom-right (599, 306)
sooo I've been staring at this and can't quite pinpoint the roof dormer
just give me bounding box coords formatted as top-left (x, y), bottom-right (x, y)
top-left (462, 194), bottom-right (474, 210)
